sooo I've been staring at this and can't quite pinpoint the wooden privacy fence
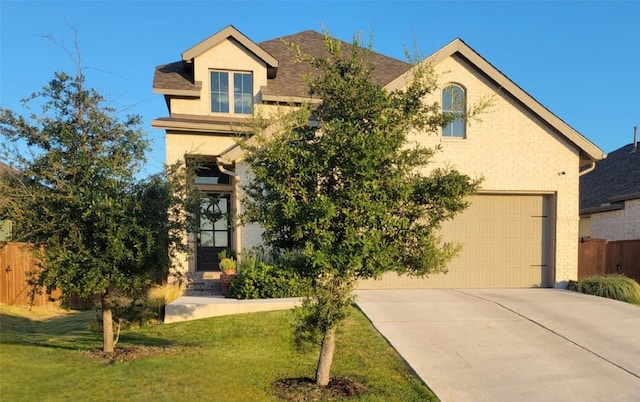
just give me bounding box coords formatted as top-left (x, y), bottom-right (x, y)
top-left (0, 242), bottom-right (61, 307)
top-left (578, 239), bottom-right (640, 283)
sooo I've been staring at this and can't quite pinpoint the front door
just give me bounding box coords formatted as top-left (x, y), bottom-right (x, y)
top-left (197, 194), bottom-right (231, 271)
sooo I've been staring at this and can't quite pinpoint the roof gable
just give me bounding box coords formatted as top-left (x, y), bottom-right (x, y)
top-left (182, 25), bottom-right (278, 73)
top-left (387, 38), bottom-right (605, 163)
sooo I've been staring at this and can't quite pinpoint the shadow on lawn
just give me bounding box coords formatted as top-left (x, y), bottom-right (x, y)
top-left (0, 309), bottom-right (175, 352)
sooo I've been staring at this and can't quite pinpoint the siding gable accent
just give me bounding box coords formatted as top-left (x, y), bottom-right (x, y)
top-left (182, 25), bottom-right (278, 76)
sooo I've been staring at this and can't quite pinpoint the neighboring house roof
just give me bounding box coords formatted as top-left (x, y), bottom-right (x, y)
top-left (580, 142), bottom-right (640, 213)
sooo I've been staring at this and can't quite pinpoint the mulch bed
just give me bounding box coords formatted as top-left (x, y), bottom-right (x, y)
top-left (273, 377), bottom-right (368, 401)
top-left (86, 348), bottom-right (368, 400)
top-left (84, 346), bottom-right (170, 363)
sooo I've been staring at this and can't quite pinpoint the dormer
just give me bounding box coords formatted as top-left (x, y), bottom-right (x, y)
top-left (153, 25), bottom-right (278, 121)
top-left (181, 25), bottom-right (278, 79)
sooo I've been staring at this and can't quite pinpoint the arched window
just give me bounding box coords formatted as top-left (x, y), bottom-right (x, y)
top-left (442, 84), bottom-right (466, 138)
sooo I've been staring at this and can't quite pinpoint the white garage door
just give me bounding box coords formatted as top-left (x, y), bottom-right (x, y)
top-left (358, 194), bottom-right (551, 289)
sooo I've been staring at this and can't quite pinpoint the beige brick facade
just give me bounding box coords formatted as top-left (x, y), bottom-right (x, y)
top-left (409, 55), bottom-right (581, 285)
top-left (156, 29), bottom-right (604, 287)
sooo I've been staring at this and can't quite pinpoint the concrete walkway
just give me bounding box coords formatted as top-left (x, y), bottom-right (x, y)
top-left (355, 289), bottom-right (640, 402)
top-left (164, 295), bottom-right (302, 323)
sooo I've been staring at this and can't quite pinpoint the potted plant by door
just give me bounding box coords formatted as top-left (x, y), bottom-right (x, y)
top-left (218, 250), bottom-right (237, 295)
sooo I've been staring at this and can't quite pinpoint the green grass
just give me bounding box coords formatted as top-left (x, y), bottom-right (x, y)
top-left (0, 304), bottom-right (437, 401)
top-left (569, 274), bottom-right (640, 305)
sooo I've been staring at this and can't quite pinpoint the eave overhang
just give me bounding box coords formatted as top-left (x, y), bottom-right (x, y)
top-left (152, 87), bottom-right (201, 97)
top-left (580, 193), bottom-right (640, 216)
top-left (150, 116), bottom-right (251, 135)
top-left (580, 203), bottom-right (625, 215)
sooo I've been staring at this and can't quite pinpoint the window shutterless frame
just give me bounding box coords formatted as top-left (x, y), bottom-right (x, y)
top-left (210, 71), bottom-right (253, 115)
top-left (442, 84), bottom-right (466, 138)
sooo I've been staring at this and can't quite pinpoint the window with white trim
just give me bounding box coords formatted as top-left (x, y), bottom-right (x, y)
top-left (442, 84), bottom-right (466, 138)
top-left (210, 71), bottom-right (253, 114)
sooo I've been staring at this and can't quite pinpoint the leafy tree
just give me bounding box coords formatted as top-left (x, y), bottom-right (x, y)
top-left (241, 32), bottom-right (485, 386)
top-left (0, 55), bottom-right (191, 352)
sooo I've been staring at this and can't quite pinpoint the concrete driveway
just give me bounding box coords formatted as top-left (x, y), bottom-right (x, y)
top-left (355, 289), bottom-right (640, 402)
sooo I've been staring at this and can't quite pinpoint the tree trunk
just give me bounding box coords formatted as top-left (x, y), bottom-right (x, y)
top-left (315, 327), bottom-right (336, 387)
top-left (101, 292), bottom-right (114, 353)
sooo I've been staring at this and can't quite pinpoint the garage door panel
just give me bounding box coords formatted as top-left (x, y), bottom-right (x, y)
top-left (440, 195), bottom-right (546, 287)
top-left (358, 195), bottom-right (550, 289)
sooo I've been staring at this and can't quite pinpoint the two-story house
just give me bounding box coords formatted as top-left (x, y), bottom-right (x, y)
top-left (152, 25), bottom-right (604, 289)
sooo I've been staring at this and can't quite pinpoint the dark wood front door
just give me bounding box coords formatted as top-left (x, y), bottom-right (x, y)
top-left (197, 194), bottom-right (231, 271)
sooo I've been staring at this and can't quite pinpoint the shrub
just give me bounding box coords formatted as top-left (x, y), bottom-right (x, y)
top-left (90, 293), bottom-right (152, 332)
top-left (569, 274), bottom-right (640, 305)
top-left (147, 282), bottom-right (185, 305)
top-left (217, 249), bottom-right (237, 274)
top-left (147, 282), bottom-right (185, 321)
top-left (92, 283), bottom-right (185, 330)
top-left (227, 261), bottom-right (311, 299)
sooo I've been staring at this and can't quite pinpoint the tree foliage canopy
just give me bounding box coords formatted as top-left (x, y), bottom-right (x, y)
top-left (0, 62), bottom-right (196, 352)
top-left (240, 32), bottom-right (484, 385)
top-left (0, 71), bottom-right (158, 297)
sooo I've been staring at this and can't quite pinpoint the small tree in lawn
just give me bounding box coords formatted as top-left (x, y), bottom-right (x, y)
top-left (0, 54), bottom-right (190, 352)
top-left (241, 32), bottom-right (486, 386)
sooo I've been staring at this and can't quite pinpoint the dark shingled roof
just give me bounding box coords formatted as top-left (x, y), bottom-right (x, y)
top-left (153, 30), bottom-right (411, 100)
top-left (580, 143), bottom-right (640, 211)
top-left (258, 30), bottom-right (412, 99)
top-left (153, 61), bottom-right (200, 93)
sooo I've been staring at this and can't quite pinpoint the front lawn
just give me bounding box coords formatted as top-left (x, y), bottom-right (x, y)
top-left (0, 303), bottom-right (437, 401)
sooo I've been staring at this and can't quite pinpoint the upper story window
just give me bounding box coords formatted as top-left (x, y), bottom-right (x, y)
top-left (442, 84), bottom-right (466, 138)
top-left (210, 71), bottom-right (253, 114)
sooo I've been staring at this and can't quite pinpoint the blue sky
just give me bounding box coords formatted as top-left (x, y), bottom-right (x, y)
top-left (1, 1), bottom-right (639, 175)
